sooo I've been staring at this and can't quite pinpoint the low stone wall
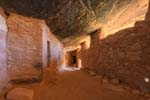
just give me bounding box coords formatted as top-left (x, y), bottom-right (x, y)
top-left (80, 11), bottom-right (150, 93)
top-left (87, 69), bottom-right (150, 99)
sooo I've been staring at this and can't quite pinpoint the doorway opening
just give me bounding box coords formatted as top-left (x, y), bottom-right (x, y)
top-left (72, 55), bottom-right (77, 65)
top-left (47, 41), bottom-right (50, 67)
top-left (67, 50), bottom-right (78, 67)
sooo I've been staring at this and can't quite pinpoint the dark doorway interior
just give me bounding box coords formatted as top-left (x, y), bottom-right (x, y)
top-left (72, 55), bottom-right (77, 65)
top-left (68, 50), bottom-right (78, 67)
top-left (47, 41), bottom-right (50, 67)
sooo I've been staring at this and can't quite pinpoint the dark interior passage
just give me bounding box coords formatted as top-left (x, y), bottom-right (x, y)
top-left (66, 50), bottom-right (78, 67)
top-left (47, 41), bottom-right (50, 67)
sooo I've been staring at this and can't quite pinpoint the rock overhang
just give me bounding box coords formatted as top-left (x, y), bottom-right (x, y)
top-left (0, 0), bottom-right (149, 46)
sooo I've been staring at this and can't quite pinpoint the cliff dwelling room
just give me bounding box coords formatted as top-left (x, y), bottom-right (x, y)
top-left (0, 0), bottom-right (150, 100)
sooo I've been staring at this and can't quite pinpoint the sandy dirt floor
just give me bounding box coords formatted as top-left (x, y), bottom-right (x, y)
top-left (0, 69), bottom-right (148, 100)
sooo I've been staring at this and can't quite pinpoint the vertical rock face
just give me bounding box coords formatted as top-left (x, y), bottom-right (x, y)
top-left (7, 14), bottom-right (43, 81)
top-left (80, 1), bottom-right (150, 92)
top-left (0, 8), bottom-right (9, 92)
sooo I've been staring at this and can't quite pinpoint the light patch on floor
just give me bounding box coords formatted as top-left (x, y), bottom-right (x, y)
top-left (58, 65), bottom-right (80, 72)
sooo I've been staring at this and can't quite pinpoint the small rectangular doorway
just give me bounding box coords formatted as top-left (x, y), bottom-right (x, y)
top-left (67, 50), bottom-right (78, 67)
top-left (47, 41), bottom-right (50, 67)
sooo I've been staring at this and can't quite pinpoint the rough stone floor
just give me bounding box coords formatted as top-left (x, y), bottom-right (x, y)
top-left (1, 69), bottom-right (148, 100)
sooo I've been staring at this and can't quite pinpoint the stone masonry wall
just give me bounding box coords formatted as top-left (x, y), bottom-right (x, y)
top-left (7, 14), bottom-right (43, 81)
top-left (7, 13), bottom-right (65, 82)
top-left (0, 8), bottom-right (9, 92)
top-left (80, 4), bottom-right (150, 93)
top-left (42, 22), bottom-right (65, 70)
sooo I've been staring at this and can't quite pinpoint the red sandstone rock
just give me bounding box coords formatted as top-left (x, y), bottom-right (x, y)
top-left (132, 89), bottom-right (140, 95)
top-left (102, 77), bottom-right (109, 84)
top-left (0, 8), bottom-right (9, 92)
top-left (95, 75), bottom-right (103, 80)
top-left (7, 88), bottom-right (34, 100)
top-left (88, 70), bottom-right (96, 76)
top-left (145, 94), bottom-right (150, 98)
top-left (110, 79), bottom-right (120, 85)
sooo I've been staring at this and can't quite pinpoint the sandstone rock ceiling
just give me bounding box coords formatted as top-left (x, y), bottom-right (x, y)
top-left (0, 0), bottom-right (149, 41)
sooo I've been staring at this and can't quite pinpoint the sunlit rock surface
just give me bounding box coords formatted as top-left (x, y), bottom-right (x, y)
top-left (0, 0), bottom-right (149, 43)
top-left (79, 1), bottom-right (150, 92)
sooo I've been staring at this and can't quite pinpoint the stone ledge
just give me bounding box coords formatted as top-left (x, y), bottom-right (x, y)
top-left (6, 87), bottom-right (34, 100)
top-left (86, 69), bottom-right (150, 99)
